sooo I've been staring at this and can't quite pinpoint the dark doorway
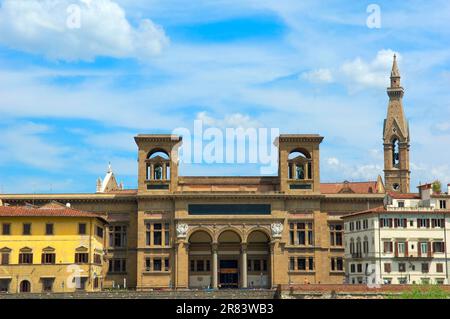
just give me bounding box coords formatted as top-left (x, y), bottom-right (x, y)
top-left (20, 280), bottom-right (30, 293)
top-left (219, 260), bottom-right (239, 288)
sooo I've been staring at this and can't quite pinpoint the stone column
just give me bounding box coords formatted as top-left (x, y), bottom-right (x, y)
top-left (241, 244), bottom-right (248, 288)
top-left (162, 162), bottom-right (167, 180)
top-left (212, 243), bottom-right (218, 289)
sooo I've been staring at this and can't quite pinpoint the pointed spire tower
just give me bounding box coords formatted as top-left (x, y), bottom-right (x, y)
top-left (383, 54), bottom-right (410, 193)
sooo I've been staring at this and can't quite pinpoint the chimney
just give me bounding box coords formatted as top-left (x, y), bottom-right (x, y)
top-left (447, 183), bottom-right (450, 194)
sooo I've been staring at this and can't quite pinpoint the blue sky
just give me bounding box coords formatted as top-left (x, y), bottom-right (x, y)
top-left (0, 0), bottom-right (450, 193)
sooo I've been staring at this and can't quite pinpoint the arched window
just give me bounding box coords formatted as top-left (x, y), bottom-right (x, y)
top-left (288, 149), bottom-right (312, 180)
top-left (146, 149), bottom-right (170, 181)
top-left (350, 238), bottom-right (355, 254)
top-left (392, 138), bottom-right (400, 168)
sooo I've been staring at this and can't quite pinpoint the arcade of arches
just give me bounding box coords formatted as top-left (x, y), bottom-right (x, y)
top-left (188, 229), bottom-right (271, 289)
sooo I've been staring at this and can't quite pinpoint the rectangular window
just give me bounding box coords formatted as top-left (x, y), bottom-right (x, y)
top-left (290, 222), bottom-right (313, 246)
top-left (153, 223), bottom-right (162, 245)
top-left (19, 253), bottom-right (33, 264)
top-left (164, 223), bottom-right (170, 246)
top-left (436, 263), bottom-right (444, 273)
top-left (2, 223), bottom-right (10, 235)
top-left (109, 259), bottom-right (126, 273)
top-left (75, 253), bottom-right (88, 264)
top-left (153, 258), bottom-right (162, 271)
top-left (289, 258), bottom-right (295, 271)
top-left (308, 257), bottom-right (314, 271)
top-left (297, 258), bottom-right (306, 271)
top-left (420, 242), bottom-right (428, 256)
top-left (165, 258), bottom-right (170, 271)
top-left (42, 279), bottom-right (54, 292)
top-left (350, 264), bottom-right (356, 273)
top-left (363, 220), bottom-right (368, 229)
top-left (421, 263), bottom-right (429, 273)
top-left (109, 225), bottom-right (127, 248)
top-left (398, 263), bottom-right (406, 272)
top-left (439, 200), bottom-right (447, 209)
top-left (96, 226), bottom-right (103, 238)
top-left (254, 260), bottom-right (261, 271)
top-left (146, 223), bottom-right (151, 245)
top-left (384, 263), bottom-right (391, 273)
top-left (197, 260), bottom-right (205, 272)
top-left (41, 253), bottom-right (56, 264)
top-left (45, 223), bottom-right (54, 235)
top-left (23, 223), bottom-right (31, 235)
top-left (383, 241), bottom-right (393, 253)
top-left (349, 222), bottom-right (354, 231)
top-left (398, 201), bottom-right (405, 208)
top-left (433, 242), bottom-right (445, 253)
top-left (398, 242), bottom-right (406, 254)
top-left (357, 264), bottom-right (362, 273)
top-left (146, 258), bottom-right (152, 271)
top-left (190, 260), bottom-right (195, 272)
top-left (78, 223), bottom-right (87, 235)
top-left (1, 253), bottom-right (10, 265)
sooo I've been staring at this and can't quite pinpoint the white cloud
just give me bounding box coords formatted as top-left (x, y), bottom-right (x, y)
top-left (0, 0), bottom-right (169, 61)
top-left (327, 157), bottom-right (340, 166)
top-left (301, 68), bottom-right (334, 83)
top-left (340, 49), bottom-right (401, 91)
top-left (0, 122), bottom-right (68, 170)
top-left (196, 112), bottom-right (262, 129)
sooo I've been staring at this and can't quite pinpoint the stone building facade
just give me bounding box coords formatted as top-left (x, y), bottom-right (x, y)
top-left (0, 57), bottom-right (410, 290)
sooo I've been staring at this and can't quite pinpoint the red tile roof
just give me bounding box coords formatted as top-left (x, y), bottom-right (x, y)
top-left (387, 192), bottom-right (420, 199)
top-left (320, 181), bottom-right (379, 194)
top-left (0, 206), bottom-right (107, 223)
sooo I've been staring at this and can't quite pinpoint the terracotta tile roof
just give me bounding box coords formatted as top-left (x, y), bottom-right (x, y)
top-left (0, 205), bottom-right (107, 223)
top-left (320, 181), bottom-right (379, 194)
top-left (387, 192), bottom-right (421, 199)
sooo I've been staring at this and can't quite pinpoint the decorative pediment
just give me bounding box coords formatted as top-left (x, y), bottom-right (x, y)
top-left (384, 118), bottom-right (407, 143)
top-left (75, 246), bottom-right (88, 252)
top-left (20, 247), bottom-right (32, 252)
top-left (42, 246), bottom-right (55, 252)
top-left (0, 247), bottom-right (11, 253)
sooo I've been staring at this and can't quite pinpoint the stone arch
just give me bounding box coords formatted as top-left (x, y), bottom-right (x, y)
top-left (244, 227), bottom-right (271, 243)
top-left (188, 228), bottom-right (213, 244)
top-left (147, 148), bottom-right (170, 159)
top-left (217, 228), bottom-right (243, 243)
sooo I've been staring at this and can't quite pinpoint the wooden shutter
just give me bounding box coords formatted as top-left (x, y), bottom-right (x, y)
top-left (394, 242), bottom-right (399, 257)
top-left (418, 242), bottom-right (422, 257)
top-left (405, 241), bottom-right (409, 257)
top-left (428, 242), bottom-right (432, 257)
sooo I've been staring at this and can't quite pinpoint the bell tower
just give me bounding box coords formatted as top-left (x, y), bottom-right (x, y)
top-left (383, 55), bottom-right (410, 193)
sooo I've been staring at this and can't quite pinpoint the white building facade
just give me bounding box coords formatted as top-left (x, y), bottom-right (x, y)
top-left (343, 185), bottom-right (450, 285)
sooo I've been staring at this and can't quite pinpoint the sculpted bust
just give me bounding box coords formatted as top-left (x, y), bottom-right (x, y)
top-left (176, 223), bottom-right (188, 238)
top-left (271, 223), bottom-right (283, 238)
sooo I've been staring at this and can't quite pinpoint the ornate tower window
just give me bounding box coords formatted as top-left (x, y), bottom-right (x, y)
top-left (146, 150), bottom-right (170, 181)
top-left (288, 150), bottom-right (312, 181)
top-left (392, 138), bottom-right (400, 168)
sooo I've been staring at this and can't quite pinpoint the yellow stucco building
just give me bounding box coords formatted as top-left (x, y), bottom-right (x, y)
top-left (0, 202), bottom-right (107, 293)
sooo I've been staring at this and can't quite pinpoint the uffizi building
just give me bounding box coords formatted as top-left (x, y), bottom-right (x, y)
top-left (0, 56), bottom-right (414, 291)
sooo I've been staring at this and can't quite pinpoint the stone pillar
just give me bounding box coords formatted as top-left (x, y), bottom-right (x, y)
top-left (212, 243), bottom-right (218, 289)
top-left (162, 162), bottom-right (167, 180)
top-left (241, 244), bottom-right (248, 288)
top-left (175, 240), bottom-right (189, 289)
